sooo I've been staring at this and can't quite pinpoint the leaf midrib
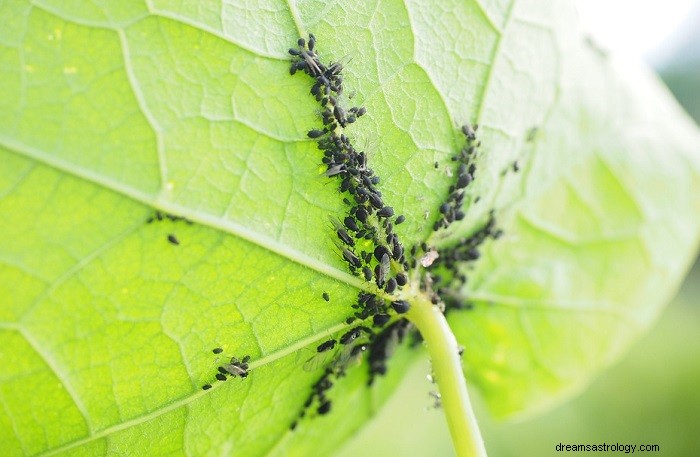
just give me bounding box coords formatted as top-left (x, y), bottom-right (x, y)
top-left (0, 134), bottom-right (365, 290)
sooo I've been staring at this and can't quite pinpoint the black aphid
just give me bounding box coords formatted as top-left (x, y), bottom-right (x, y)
top-left (340, 327), bottom-right (362, 344)
top-left (385, 278), bottom-right (397, 294)
top-left (342, 249), bottom-right (361, 267)
top-left (215, 373), bottom-right (227, 382)
top-left (391, 300), bottom-right (410, 314)
top-left (317, 339), bottom-right (336, 352)
top-left (456, 173), bottom-right (472, 189)
top-left (395, 215), bottom-right (405, 225)
top-left (377, 206), bottom-right (394, 218)
top-left (322, 292), bottom-right (330, 302)
top-left (202, 384), bottom-right (212, 390)
top-left (344, 216), bottom-right (359, 232)
top-left (167, 234), bottom-right (179, 245)
top-left (308, 129), bottom-right (326, 138)
top-left (373, 314), bottom-right (390, 327)
top-left (395, 273), bottom-right (407, 286)
top-left (362, 266), bottom-right (372, 281)
top-left (212, 347), bottom-right (223, 354)
top-left (317, 400), bottom-right (332, 415)
top-left (461, 123), bottom-right (478, 140)
top-left (374, 245), bottom-right (390, 262)
top-left (337, 229), bottom-right (354, 246)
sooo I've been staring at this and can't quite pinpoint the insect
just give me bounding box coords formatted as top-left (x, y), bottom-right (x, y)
top-left (395, 215), bottom-right (405, 225)
top-left (373, 313), bottom-right (390, 327)
top-left (308, 129), bottom-right (326, 138)
top-left (340, 327), bottom-right (362, 344)
top-left (461, 123), bottom-right (478, 140)
top-left (343, 216), bottom-right (359, 232)
top-left (391, 300), bottom-right (410, 314)
top-left (337, 229), bottom-right (354, 246)
top-left (322, 292), bottom-right (330, 302)
top-left (317, 400), bottom-right (332, 415)
top-left (385, 277), bottom-right (397, 294)
top-left (377, 206), bottom-right (394, 218)
top-left (317, 339), bottom-right (336, 352)
top-left (395, 273), bottom-right (407, 286)
top-left (302, 338), bottom-right (367, 372)
top-left (215, 373), bottom-right (227, 382)
top-left (167, 234), bottom-right (179, 245)
top-left (212, 347), bottom-right (223, 354)
top-left (202, 384), bottom-right (212, 390)
top-left (342, 248), bottom-right (361, 267)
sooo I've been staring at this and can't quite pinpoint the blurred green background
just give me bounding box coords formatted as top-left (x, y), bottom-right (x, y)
top-left (336, 7), bottom-right (700, 457)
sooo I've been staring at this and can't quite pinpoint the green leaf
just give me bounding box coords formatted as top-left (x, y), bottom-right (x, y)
top-left (0, 1), bottom-right (698, 456)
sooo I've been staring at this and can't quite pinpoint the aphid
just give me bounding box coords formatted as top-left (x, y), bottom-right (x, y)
top-left (356, 107), bottom-right (366, 117)
top-left (308, 129), bottom-right (326, 138)
top-left (288, 48), bottom-right (301, 56)
top-left (297, 38), bottom-right (306, 47)
top-left (167, 234), bottom-right (179, 245)
top-left (385, 278), bottom-right (397, 294)
top-left (395, 273), bottom-right (407, 286)
top-left (333, 105), bottom-right (345, 121)
top-left (373, 313), bottom-right (390, 327)
top-left (456, 173), bottom-right (472, 189)
top-left (217, 366), bottom-right (228, 375)
top-left (391, 300), bottom-right (410, 314)
top-left (380, 253), bottom-right (391, 281)
top-left (355, 207), bottom-right (368, 223)
top-left (368, 193), bottom-right (382, 209)
top-left (317, 400), bottom-right (332, 415)
top-left (512, 161), bottom-right (520, 172)
top-left (225, 363), bottom-right (248, 377)
top-left (308, 33), bottom-right (316, 51)
top-left (434, 161), bottom-right (439, 169)
top-left (215, 373), bottom-right (227, 382)
top-left (317, 339), bottom-right (336, 352)
top-left (337, 229), bottom-right (354, 246)
top-left (340, 327), bottom-right (362, 344)
top-left (374, 245), bottom-right (390, 262)
top-left (322, 292), bottom-right (330, 302)
top-left (342, 249), bottom-right (361, 267)
top-left (344, 216), bottom-right (359, 232)
top-left (241, 355), bottom-right (251, 364)
top-left (202, 384), bottom-right (212, 390)
top-left (391, 242), bottom-right (403, 261)
top-left (461, 123), bottom-right (478, 140)
top-left (212, 347), bottom-right (223, 354)
top-left (325, 164), bottom-right (346, 177)
top-left (377, 206), bottom-right (394, 218)
top-left (362, 266), bottom-right (373, 281)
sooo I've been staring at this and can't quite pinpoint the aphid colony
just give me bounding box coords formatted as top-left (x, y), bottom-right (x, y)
top-left (431, 124), bottom-right (480, 232)
top-left (287, 34), bottom-right (421, 427)
top-left (146, 210), bottom-right (193, 247)
top-left (201, 349), bottom-right (250, 390)
top-left (289, 35), bottom-right (410, 298)
top-left (424, 125), bottom-right (505, 311)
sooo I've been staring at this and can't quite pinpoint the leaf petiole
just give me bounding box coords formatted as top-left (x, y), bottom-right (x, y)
top-left (407, 295), bottom-right (487, 457)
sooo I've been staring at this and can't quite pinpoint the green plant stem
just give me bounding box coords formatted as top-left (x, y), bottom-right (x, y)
top-left (407, 295), bottom-right (487, 457)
